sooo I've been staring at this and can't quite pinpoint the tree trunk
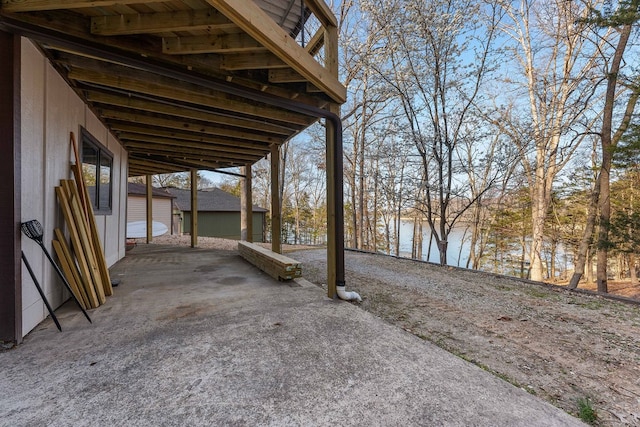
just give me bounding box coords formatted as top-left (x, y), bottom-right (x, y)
top-left (372, 157), bottom-right (379, 252)
top-left (595, 21), bottom-right (635, 293)
top-left (520, 224), bottom-right (527, 279)
top-left (568, 177), bottom-right (600, 288)
top-left (586, 248), bottom-right (594, 283)
top-left (617, 253), bottom-right (625, 281)
top-left (467, 204), bottom-right (481, 269)
top-left (411, 217), bottom-right (417, 258)
top-left (385, 222), bottom-right (390, 255)
top-left (630, 253), bottom-right (638, 286)
top-left (529, 183), bottom-right (547, 281)
top-left (439, 239), bottom-right (448, 266)
top-left (597, 159), bottom-right (611, 292)
top-left (550, 239), bottom-right (557, 281)
top-left (417, 220), bottom-right (423, 260)
top-left (458, 226), bottom-right (468, 267)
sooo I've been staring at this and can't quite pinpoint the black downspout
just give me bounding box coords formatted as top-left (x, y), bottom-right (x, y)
top-left (334, 120), bottom-right (346, 291)
top-left (0, 16), bottom-right (347, 293)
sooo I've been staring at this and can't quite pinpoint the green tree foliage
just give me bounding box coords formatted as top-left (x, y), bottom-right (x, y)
top-left (609, 122), bottom-right (640, 254)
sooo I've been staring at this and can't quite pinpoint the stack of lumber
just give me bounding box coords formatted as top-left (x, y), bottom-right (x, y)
top-left (238, 241), bottom-right (302, 281)
top-left (50, 133), bottom-right (112, 309)
top-left (53, 178), bottom-right (113, 309)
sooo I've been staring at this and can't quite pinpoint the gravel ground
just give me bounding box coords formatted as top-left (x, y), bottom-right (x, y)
top-left (288, 248), bottom-right (640, 427)
top-left (148, 236), bottom-right (640, 426)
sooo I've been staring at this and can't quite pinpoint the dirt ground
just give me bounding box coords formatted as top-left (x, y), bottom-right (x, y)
top-left (152, 236), bottom-right (640, 426)
top-left (288, 248), bottom-right (640, 427)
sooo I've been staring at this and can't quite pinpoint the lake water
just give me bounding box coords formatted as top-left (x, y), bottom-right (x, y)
top-left (396, 219), bottom-right (472, 267)
top-left (393, 219), bottom-right (571, 280)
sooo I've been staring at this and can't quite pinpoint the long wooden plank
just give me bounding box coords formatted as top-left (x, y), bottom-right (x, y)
top-left (55, 186), bottom-right (100, 308)
top-left (238, 241), bottom-right (301, 265)
top-left (238, 241), bottom-right (302, 281)
top-left (69, 167), bottom-right (113, 297)
top-left (70, 133), bottom-right (113, 297)
top-left (54, 228), bottom-right (92, 309)
top-left (63, 179), bottom-right (107, 303)
top-left (52, 239), bottom-right (87, 310)
top-left (238, 246), bottom-right (301, 266)
top-left (70, 133), bottom-right (89, 222)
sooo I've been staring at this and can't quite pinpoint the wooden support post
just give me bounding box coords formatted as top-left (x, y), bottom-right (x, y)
top-left (326, 104), bottom-right (338, 299)
top-left (191, 169), bottom-right (198, 248)
top-left (146, 175), bottom-right (152, 244)
top-left (325, 23), bottom-right (341, 299)
top-left (324, 25), bottom-right (339, 76)
top-left (240, 163), bottom-right (253, 242)
top-left (270, 144), bottom-right (281, 253)
top-left (0, 31), bottom-right (21, 344)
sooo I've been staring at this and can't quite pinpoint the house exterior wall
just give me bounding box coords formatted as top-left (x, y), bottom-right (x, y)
top-left (183, 212), bottom-right (265, 242)
top-left (19, 38), bottom-right (127, 337)
top-left (127, 196), bottom-right (173, 235)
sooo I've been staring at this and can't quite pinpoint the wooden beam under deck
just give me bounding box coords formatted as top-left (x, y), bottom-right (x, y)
top-left (163, 33), bottom-right (267, 55)
top-left (84, 92), bottom-right (300, 135)
top-left (269, 68), bottom-right (307, 84)
top-left (206, 0), bottom-right (346, 103)
top-left (112, 126), bottom-right (271, 151)
top-left (91, 9), bottom-right (236, 36)
top-left (221, 52), bottom-right (289, 71)
top-left (123, 140), bottom-right (262, 162)
top-left (67, 67), bottom-right (315, 126)
top-left (129, 155), bottom-right (235, 176)
top-left (98, 108), bottom-right (282, 144)
top-left (128, 158), bottom-right (198, 176)
top-left (128, 152), bottom-right (256, 169)
top-left (1, 0), bottom-right (149, 12)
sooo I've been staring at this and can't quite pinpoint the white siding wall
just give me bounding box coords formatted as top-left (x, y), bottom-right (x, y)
top-left (20, 39), bottom-right (128, 336)
top-left (127, 196), bottom-right (173, 236)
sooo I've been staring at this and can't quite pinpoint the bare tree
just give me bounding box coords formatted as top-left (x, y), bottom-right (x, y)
top-left (568, 0), bottom-right (639, 290)
top-left (364, 0), bottom-right (501, 265)
top-left (495, 0), bottom-right (610, 281)
top-left (338, 0), bottom-right (396, 250)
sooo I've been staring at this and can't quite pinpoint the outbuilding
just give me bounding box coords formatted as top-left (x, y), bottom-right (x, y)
top-left (169, 187), bottom-right (267, 242)
top-left (127, 183), bottom-right (175, 236)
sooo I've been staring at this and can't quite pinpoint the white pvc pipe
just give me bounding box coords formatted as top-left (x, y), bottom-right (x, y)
top-left (337, 285), bottom-right (362, 302)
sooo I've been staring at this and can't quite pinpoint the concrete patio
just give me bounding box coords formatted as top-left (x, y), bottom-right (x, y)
top-left (0, 244), bottom-right (584, 426)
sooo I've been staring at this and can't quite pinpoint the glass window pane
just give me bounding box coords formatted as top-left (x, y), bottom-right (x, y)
top-left (81, 129), bottom-right (113, 215)
top-left (99, 155), bottom-right (112, 210)
top-left (82, 144), bottom-right (98, 205)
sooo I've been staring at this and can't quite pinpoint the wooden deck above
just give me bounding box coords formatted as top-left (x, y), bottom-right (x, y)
top-left (0, 0), bottom-right (345, 176)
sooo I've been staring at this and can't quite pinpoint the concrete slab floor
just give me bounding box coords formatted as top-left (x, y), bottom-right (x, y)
top-left (1, 244), bottom-right (585, 426)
